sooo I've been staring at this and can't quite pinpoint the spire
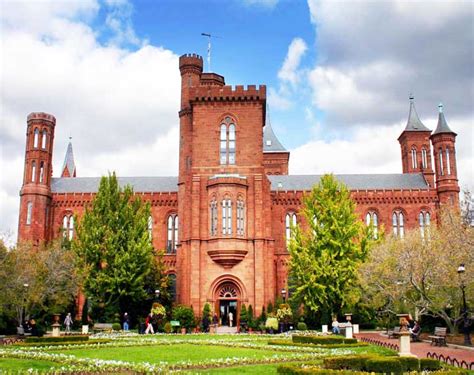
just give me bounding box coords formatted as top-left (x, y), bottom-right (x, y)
top-left (263, 107), bottom-right (287, 152)
top-left (403, 94), bottom-right (430, 132)
top-left (61, 138), bottom-right (76, 178)
top-left (432, 103), bottom-right (456, 135)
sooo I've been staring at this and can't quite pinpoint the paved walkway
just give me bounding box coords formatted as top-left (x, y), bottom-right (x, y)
top-left (356, 332), bottom-right (474, 365)
top-left (216, 325), bottom-right (238, 334)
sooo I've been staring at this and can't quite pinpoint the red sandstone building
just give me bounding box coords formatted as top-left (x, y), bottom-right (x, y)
top-left (18, 53), bottom-right (460, 323)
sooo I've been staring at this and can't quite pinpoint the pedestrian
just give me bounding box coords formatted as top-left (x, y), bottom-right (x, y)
top-left (64, 313), bottom-right (73, 334)
top-left (145, 313), bottom-right (154, 334)
top-left (212, 313), bottom-right (218, 328)
top-left (123, 312), bottom-right (130, 331)
top-left (332, 317), bottom-right (340, 334)
top-left (228, 311), bottom-right (233, 327)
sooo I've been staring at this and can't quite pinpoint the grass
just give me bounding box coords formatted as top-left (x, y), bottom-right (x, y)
top-left (0, 358), bottom-right (58, 371)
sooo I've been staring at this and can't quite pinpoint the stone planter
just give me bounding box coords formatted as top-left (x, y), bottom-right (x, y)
top-left (82, 325), bottom-right (89, 334)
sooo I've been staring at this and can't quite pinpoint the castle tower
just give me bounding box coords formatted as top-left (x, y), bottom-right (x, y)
top-left (398, 95), bottom-right (435, 187)
top-left (430, 103), bottom-right (460, 205)
top-left (18, 112), bottom-right (56, 244)
top-left (61, 140), bottom-right (76, 177)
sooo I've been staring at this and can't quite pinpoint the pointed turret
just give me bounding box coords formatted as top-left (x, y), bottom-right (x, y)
top-left (262, 108), bottom-right (290, 175)
top-left (433, 103), bottom-right (456, 136)
top-left (263, 111), bottom-right (287, 153)
top-left (403, 95), bottom-right (430, 132)
top-left (61, 140), bottom-right (76, 178)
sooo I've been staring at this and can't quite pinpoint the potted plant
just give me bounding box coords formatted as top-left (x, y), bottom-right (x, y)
top-left (172, 305), bottom-right (195, 334)
top-left (265, 317), bottom-right (278, 334)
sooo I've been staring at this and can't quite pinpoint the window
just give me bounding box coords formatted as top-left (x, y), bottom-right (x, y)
top-left (210, 199), bottom-right (218, 236)
top-left (285, 212), bottom-right (297, 247)
top-left (219, 117), bottom-right (236, 165)
top-left (236, 198), bottom-right (245, 235)
top-left (41, 130), bottom-right (47, 149)
top-left (26, 202), bottom-right (32, 225)
top-left (148, 216), bottom-right (153, 240)
top-left (446, 148), bottom-right (451, 175)
top-left (421, 148), bottom-right (427, 169)
top-left (168, 273), bottom-right (177, 302)
top-left (222, 199), bottom-right (232, 235)
top-left (33, 128), bottom-right (39, 148)
top-left (31, 161), bottom-right (36, 182)
top-left (167, 215), bottom-right (178, 253)
top-left (419, 211), bottom-right (431, 240)
top-left (439, 148), bottom-right (444, 175)
top-left (392, 211), bottom-right (404, 238)
top-left (365, 211), bottom-right (379, 239)
top-left (411, 147), bottom-right (417, 169)
top-left (39, 162), bottom-right (44, 183)
top-left (62, 215), bottom-right (74, 240)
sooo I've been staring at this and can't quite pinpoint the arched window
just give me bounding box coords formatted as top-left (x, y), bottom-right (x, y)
top-left (210, 199), bottom-right (218, 236)
top-left (236, 198), bottom-right (245, 236)
top-left (392, 211), bottom-right (404, 238)
top-left (148, 216), bottom-right (153, 240)
top-left (439, 148), bottom-right (444, 175)
top-left (365, 211), bottom-right (378, 239)
top-left (168, 273), bottom-right (177, 302)
top-left (31, 161), bottom-right (36, 182)
top-left (62, 215), bottom-right (74, 240)
top-left (39, 161), bottom-right (44, 183)
top-left (419, 211), bottom-right (431, 240)
top-left (411, 147), bottom-right (417, 169)
top-left (421, 148), bottom-right (428, 169)
top-left (222, 198), bottom-right (232, 235)
top-left (41, 130), bottom-right (47, 149)
top-left (33, 128), bottom-right (39, 148)
top-left (68, 216), bottom-right (74, 240)
top-left (446, 148), bottom-right (451, 175)
top-left (26, 202), bottom-right (33, 225)
top-left (167, 214), bottom-right (178, 253)
top-left (285, 212), bottom-right (297, 247)
top-left (219, 117), bottom-right (236, 165)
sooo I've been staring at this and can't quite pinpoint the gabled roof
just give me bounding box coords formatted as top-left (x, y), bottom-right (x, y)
top-left (403, 96), bottom-right (430, 132)
top-left (61, 141), bottom-right (76, 177)
top-left (263, 110), bottom-right (287, 153)
top-left (51, 176), bottom-right (178, 193)
top-left (432, 103), bottom-right (456, 136)
top-left (268, 173), bottom-right (429, 191)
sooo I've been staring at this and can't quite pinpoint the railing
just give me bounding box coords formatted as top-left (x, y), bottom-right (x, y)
top-left (427, 351), bottom-right (474, 369)
top-left (359, 336), bottom-right (399, 351)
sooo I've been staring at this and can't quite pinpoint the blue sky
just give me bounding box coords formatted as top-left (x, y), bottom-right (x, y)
top-left (0, 0), bottom-right (473, 242)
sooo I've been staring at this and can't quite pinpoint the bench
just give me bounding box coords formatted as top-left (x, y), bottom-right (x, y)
top-left (429, 327), bottom-right (447, 346)
top-left (93, 323), bottom-right (113, 333)
top-left (388, 326), bottom-right (401, 339)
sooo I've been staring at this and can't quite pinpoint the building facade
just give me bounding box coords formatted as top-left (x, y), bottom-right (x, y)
top-left (18, 53), bottom-right (460, 323)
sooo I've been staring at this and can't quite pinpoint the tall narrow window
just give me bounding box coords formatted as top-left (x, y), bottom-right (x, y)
top-left (219, 117), bottom-right (236, 165)
top-left (222, 199), bottom-right (232, 235)
top-left (421, 148), bottom-right (427, 169)
top-left (26, 202), bottom-right (32, 225)
top-left (33, 128), bottom-right (39, 148)
top-left (148, 216), bottom-right (153, 240)
top-left (68, 216), bottom-right (74, 240)
top-left (167, 215), bottom-right (178, 253)
top-left (439, 148), bottom-right (444, 175)
top-left (365, 211), bottom-right (378, 239)
top-left (39, 161), bottom-right (44, 183)
top-left (411, 148), bottom-right (417, 169)
top-left (446, 148), bottom-right (451, 175)
top-left (41, 130), bottom-right (47, 149)
top-left (285, 212), bottom-right (297, 247)
top-left (168, 273), bottom-right (177, 302)
top-left (392, 211), bottom-right (404, 238)
top-left (210, 199), bottom-right (218, 236)
top-left (31, 161), bottom-right (36, 182)
top-left (62, 215), bottom-right (74, 239)
top-left (236, 198), bottom-right (245, 235)
top-left (419, 211), bottom-right (431, 240)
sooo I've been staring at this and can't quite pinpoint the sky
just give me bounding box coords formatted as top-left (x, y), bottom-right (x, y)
top-left (1, 0), bottom-right (473, 243)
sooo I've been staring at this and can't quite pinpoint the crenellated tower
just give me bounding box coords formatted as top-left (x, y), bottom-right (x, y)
top-left (431, 103), bottom-right (460, 205)
top-left (18, 112), bottom-right (56, 244)
top-left (398, 95), bottom-right (435, 187)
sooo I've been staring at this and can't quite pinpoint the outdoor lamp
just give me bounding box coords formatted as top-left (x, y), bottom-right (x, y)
top-left (281, 288), bottom-right (287, 302)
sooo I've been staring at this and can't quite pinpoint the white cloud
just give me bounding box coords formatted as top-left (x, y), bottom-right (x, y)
top-left (278, 38), bottom-right (307, 87)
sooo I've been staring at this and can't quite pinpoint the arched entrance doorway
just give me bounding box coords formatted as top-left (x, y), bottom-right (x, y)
top-left (216, 282), bottom-right (239, 327)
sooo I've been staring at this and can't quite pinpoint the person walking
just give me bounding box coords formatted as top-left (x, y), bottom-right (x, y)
top-left (123, 312), bottom-right (130, 331)
top-left (228, 311), bottom-right (233, 327)
top-left (145, 313), bottom-right (154, 334)
top-left (64, 313), bottom-right (73, 334)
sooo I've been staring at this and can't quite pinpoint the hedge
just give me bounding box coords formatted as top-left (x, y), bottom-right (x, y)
top-left (14, 339), bottom-right (109, 347)
top-left (268, 339), bottom-right (368, 349)
top-left (292, 335), bottom-right (357, 345)
top-left (277, 365), bottom-right (370, 375)
top-left (24, 335), bottom-right (89, 343)
top-left (365, 358), bottom-right (402, 373)
top-left (323, 355), bottom-right (374, 370)
top-left (419, 358), bottom-right (442, 371)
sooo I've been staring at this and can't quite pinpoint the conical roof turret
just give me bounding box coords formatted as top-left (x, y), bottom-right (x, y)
top-left (403, 95), bottom-right (430, 132)
top-left (432, 103), bottom-right (456, 136)
top-left (61, 139), bottom-right (76, 177)
top-left (263, 109), bottom-right (287, 153)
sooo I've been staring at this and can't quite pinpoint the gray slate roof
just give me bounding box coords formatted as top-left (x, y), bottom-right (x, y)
top-left (403, 98), bottom-right (430, 132)
top-left (268, 174), bottom-right (429, 191)
top-left (432, 105), bottom-right (456, 135)
top-left (62, 142), bottom-right (76, 177)
top-left (51, 176), bottom-right (178, 193)
top-left (263, 111), bottom-right (287, 153)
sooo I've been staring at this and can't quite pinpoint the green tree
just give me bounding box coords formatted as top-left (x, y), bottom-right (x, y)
top-left (73, 173), bottom-right (156, 320)
top-left (288, 174), bottom-right (371, 316)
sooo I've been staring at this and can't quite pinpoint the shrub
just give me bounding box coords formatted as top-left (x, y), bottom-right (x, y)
top-left (419, 358), bottom-right (442, 371)
top-left (25, 335), bottom-right (89, 343)
top-left (293, 335), bottom-right (357, 345)
top-left (277, 365), bottom-right (370, 374)
top-left (172, 305), bottom-right (195, 331)
top-left (164, 322), bottom-right (172, 333)
top-left (297, 322), bottom-right (307, 331)
top-left (365, 358), bottom-right (402, 373)
top-left (268, 339), bottom-right (368, 349)
top-left (398, 356), bottom-right (420, 371)
top-left (265, 317), bottom-right (279, 331)
top-left (112, 323), bottom-right (121, 331)
top-left (323, 355), bottom-right (374, 370)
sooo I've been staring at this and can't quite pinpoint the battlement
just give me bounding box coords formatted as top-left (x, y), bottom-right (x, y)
top-left (190, 85), bottom-right (266, 102)
top-left (179, 53), bottom-right (203, 72)
top-left (200, 73), bottom-right (225, 86)
top-left (27, 112), bottom-right (56, 124)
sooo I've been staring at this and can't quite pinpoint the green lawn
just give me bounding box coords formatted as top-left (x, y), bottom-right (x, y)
top-left (0, 358), bottom-right (58, 372)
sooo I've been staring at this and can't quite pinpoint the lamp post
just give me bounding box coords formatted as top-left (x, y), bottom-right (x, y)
top-left (22, 283), bottom-right (29, 327)
top-left (281, 288), bottom-right (286, 303)
top-left (457, 264), bottom-right (472, 346)
top-left (155, 289), bottom-right (160, 302)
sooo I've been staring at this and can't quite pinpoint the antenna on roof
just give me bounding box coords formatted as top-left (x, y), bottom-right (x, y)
top-left (438, 102), bottom-right (443, 113)
top-left (201, 33), bottom-right (221, 72)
